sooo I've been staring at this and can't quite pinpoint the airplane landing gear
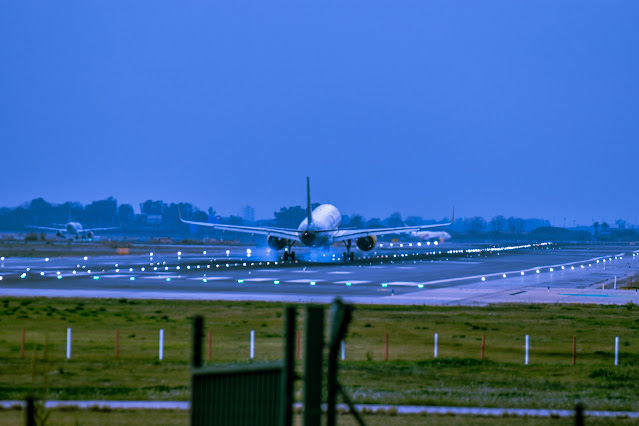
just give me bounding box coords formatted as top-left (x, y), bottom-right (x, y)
top-left (342, 240), bottom-right (355, 262)
top-left (283, 242), bottom-right (296, 261)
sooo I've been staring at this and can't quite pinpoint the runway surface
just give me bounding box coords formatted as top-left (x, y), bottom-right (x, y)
top-left (1, 243), bottom-right (638, 305)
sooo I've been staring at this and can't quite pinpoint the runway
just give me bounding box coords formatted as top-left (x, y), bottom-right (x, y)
top-left (1, 243), bottom-right (638, 305)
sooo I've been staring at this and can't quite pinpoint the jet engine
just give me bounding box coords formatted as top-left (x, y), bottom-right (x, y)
top-left (356, 235), bottom-right (377, 251)
top-left (267, 236), bottom-right (288, 250)
top-left (85, 231), bottom-right (94, 240)
top-left (56, 231), bottom-right (64, 238)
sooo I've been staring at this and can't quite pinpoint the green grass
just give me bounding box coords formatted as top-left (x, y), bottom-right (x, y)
top-left (0, 408), bottom-right (637, 426)
top-left (1, 298), bottom-right (639, 411)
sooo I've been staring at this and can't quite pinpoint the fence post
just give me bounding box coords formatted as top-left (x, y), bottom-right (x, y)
top-left (341, 341), bottom-right (345, 361)
top-left (434, 333), bottom-right (438, 358)
top-left (21, 328), bottom-right (25, 359)
top-left (66, 328), bottom-right (72, 359)
top-left (384, 333), bottom-right (389, 361)
top-left (159, 329), bottom-right (164, 361)
top-left (481, 335), bottom-right (485, 360)
top-left (525, 335), bottom-right (529, 365)
top-left (615, 336), bottom-right (619, 366)
top-left (250, 330), bottom-right (255, 359)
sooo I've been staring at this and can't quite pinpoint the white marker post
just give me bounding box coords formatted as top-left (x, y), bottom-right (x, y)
top-left (159, 329), bottom-right (164, 361)
top-left (66, 328), bottom-right (72, 359)
top-left (434, 333), bottom-right (438, 358)
top-left (341, 341), bottom-right (345, 361)
top-left (250, 330), bottom-right (255, 359)
top-left (615, 337), bottom-right (619, 366)
top-left (525, 335), bottom-right (529, 365)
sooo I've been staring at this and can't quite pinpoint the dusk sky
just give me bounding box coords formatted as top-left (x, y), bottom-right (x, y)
top-left (2, 2), bottom-right (638, 226)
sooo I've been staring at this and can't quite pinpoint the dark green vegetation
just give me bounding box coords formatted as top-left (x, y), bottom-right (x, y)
top-left (1, 298), bottom-right (639, 411)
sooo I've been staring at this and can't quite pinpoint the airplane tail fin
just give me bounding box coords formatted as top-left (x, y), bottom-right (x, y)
top-left (306, 176), bottom-right (312, 225)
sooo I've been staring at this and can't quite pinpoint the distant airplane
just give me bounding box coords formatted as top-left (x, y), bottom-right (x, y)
top-left (26, 222), bottom-right (117, 240)
top-left (180, 177), bottom-right (453, 261)
top-left (410, 230), bottom-right (451, 244)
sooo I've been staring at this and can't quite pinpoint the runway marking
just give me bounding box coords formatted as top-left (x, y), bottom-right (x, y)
top-left (386, 281), bottom-right (420, 286)
top-left (287, 279), bottom-right (322, 283)
top-left (397, 267), bottom-right (416, 270)
top-left (327, 271), bottom-right (353, 275)
top-left (559, 293), bottom-right (630, 298)
top-left (143, 275), bottom-right (180, 280)
top-left (334, 280), bottom-right (370, 284)
top-left (242, 278), bottom-right (280, 282)
top-left (186, 276), bottom-right (231, 281)
top-left (100, 274), bottom-right (134, 279)
top-left (255, 269), bottom-right (284, 273)
top-left (292, 270), bottom-right (319, 273)
top-left (413, 255), bottom-right (619, 287)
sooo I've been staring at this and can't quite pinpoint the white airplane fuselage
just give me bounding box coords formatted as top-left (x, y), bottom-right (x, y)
top-left (65, 222), bottom-right (83, 235)
top-left (411, 230), bottom-right (451, 242)
top-left (297, 204), bottom-right (342, 247)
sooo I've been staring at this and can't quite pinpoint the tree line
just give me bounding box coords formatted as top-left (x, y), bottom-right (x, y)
top-left (0, 198), bottom-right (635, 242)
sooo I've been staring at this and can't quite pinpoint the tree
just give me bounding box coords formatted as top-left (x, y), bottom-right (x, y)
top-left (405, 216), bottom-right (423, 227)
top-left (468, 216), bottom-right (487, 234)
top-left (365, 218), bottom-right (382, 228)
top-left (386, 212), bottom-right (404, 228)
top-left (347, 214), bottom-right (365, 228)
top-left (118, 204), bottom-right (135, 228)
top-left (140, 200), bottom-right (166, 216)
top-left (274, 206), bottom-right (307, 228)
top-left (85, 197), bottom-right (117, 227)
top-left (490, 215), bottom-right (506, 233)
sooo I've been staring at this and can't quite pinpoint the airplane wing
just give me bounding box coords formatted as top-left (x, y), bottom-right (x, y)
top-left (25, 225), bottom-right (64, 232)
top-left (82, 227), bottom-right (118, 232)
top-left (179, 217), bottom-right (303, 242)
top-left (332, 221), bottom-right (452, 242)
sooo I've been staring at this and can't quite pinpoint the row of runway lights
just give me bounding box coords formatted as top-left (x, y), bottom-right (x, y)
top-left (14, 328), bottom-right (624, 366)
top-left (2, 250), bottom-right (637, 286)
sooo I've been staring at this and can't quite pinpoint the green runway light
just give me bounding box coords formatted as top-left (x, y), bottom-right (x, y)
top-left (93, 276), bottom-right (100, 280)
top-left (20, 273), bottom-right (26, 279)
top-left (381, 283), bottom-right (388, 288)
top-left (418, 284), bottom-right (424, 288)
top-left (310, 281), bottom-right (316, 286)
top-left (166, 278), bottom-right (171, 282)
top-left (130, 277), bottom-right (135, 281)
top-left (57, 276), bottom-right (62, 280)
top-left (274, 280), bottom-right (280, 285)
top-left (346, 282), bottom-right (352, 286)
top-left (237, 279), bottom-right (244, 284)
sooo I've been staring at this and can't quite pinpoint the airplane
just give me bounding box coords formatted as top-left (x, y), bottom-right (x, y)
top-left (26, 222), bottom-right (117, 240)
top-left (410, 230), bottom-right (451, 244)
top-left (180, 177), bottom-right (453, 261)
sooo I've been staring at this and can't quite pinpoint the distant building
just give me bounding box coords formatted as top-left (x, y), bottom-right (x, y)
top-left (242, 205), bottom-right (255, 223)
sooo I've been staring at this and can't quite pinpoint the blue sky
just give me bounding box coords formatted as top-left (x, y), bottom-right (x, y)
top-left (1, 1), bottom-right (637, 225)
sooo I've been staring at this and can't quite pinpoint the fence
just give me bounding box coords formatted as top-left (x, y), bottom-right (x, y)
top-left (9, 327), bottom-right (628, 366)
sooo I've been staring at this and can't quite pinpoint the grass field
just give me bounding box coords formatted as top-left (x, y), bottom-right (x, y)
top-left (1, 297), bottom-right (639, 412)
top-left (1, 407), bottom-right (638, 426)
